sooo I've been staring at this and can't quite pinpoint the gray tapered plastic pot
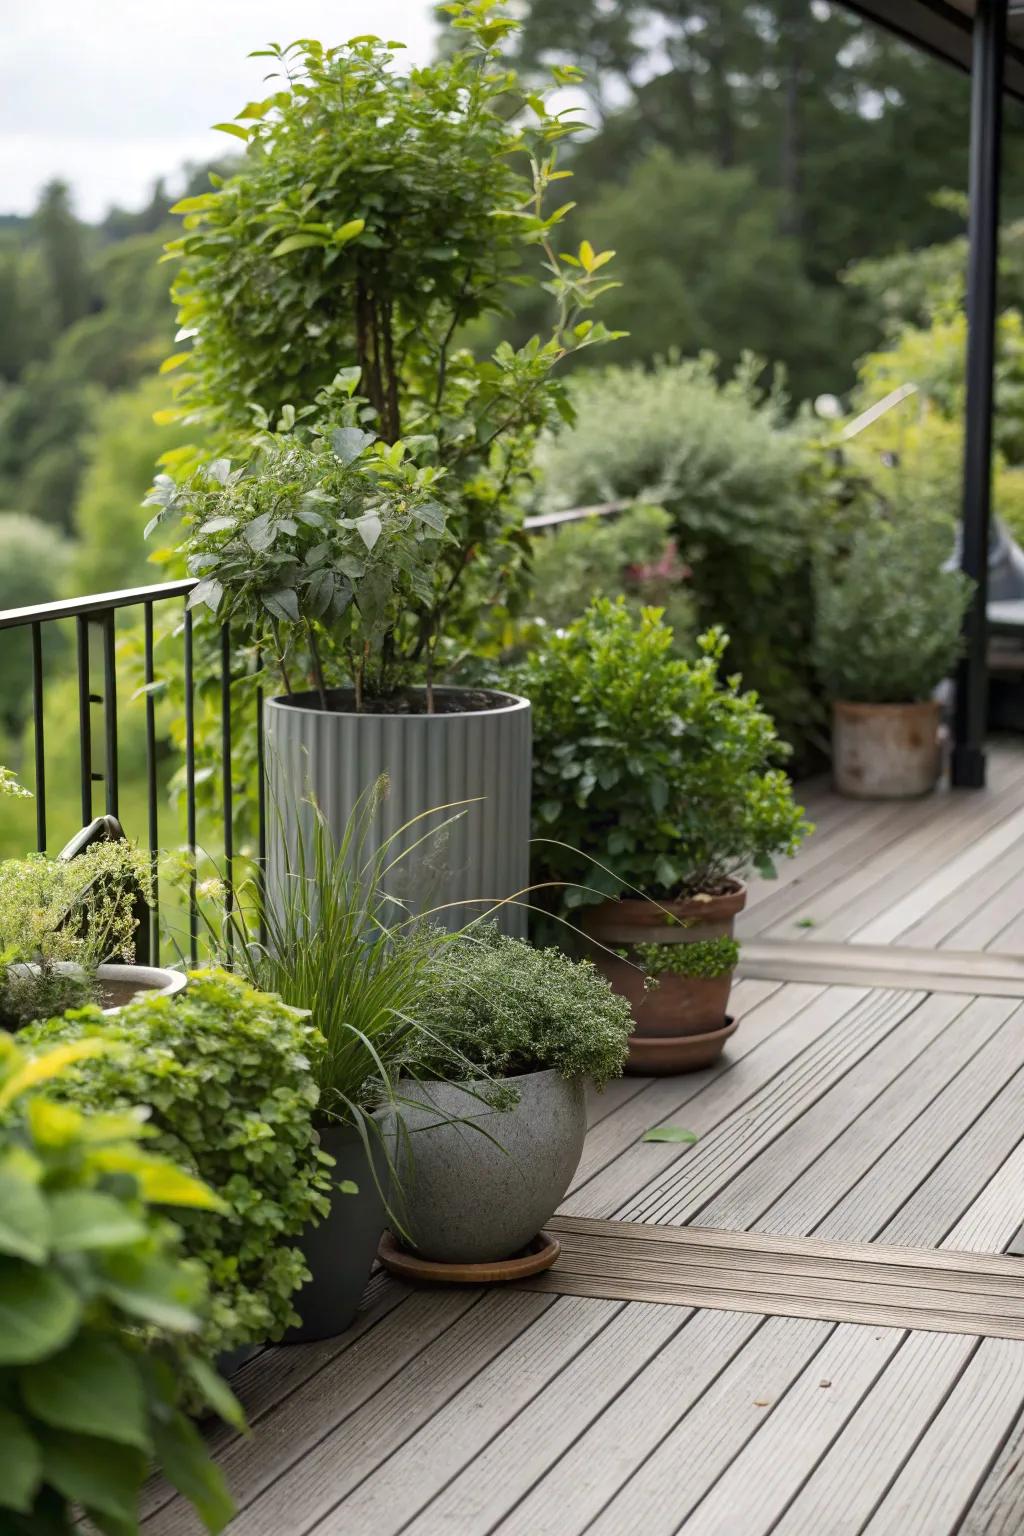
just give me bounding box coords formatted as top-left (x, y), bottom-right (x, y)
top-left (386, 1070), bottom-right (587, 1264)
top-left (265, 686), bottom-right (531, 937)
top-left (284, 1123), bottom-right (387, 1342)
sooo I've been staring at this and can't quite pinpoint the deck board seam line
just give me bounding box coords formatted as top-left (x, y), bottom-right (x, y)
top-left (378, 1300), bottom-right (637, 1536)
top-left (613, 987), bottom-right (913, 1220)
top-left (229, 1287), bottom-right (504, 1524)
top-left (681, 990), bottom-right (980, 1230)
top-left (747, 996), bottom-right (1022, 1246)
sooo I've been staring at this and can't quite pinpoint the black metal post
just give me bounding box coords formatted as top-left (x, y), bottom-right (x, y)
top-left (952, 0), bottom-right (1007, 789)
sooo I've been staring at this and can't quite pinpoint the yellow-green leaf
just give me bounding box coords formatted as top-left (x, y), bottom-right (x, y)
top-left (270, 233), bottom-right (327, 257)
top-left (0, 1041), bottom-right (113, 1113)
top-left (578, 239), bottom-right (596, 272)
top-left (334, 218), bottom-right (366, 243)
top-left (211, 121), bottom-right (250, 141)
top-left (159, 353), bottom-right (191, 375)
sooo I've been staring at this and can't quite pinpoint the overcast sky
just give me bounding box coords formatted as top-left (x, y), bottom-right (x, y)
top-left (1, 1), bottom-right (437, 222)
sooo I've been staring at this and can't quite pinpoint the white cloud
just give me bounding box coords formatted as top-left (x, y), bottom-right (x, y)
top-left (0, 0), bottom-right (437, 220)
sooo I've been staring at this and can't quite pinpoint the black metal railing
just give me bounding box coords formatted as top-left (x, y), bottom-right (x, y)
top-left (0, 579), bottom-right (263, 969)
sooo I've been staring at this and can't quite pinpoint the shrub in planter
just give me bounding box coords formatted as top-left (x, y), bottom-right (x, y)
top-left (386, 924), bottom-right (633, 1264)
top-left (0, 839), bottom-right (152, 1030)
top-left (19, 969), bottom-right (331, 1355)
top-left (813, 517), bottom-right (973, 799)
top-left (148, 9), bottom-right (623, 932)
top-left (520, 599), bottom-right (810, 1069)
top-left (0, 1030), bottom-right (241, 1534)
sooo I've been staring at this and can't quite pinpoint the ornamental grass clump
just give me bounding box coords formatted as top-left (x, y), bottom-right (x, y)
top-left (415, 924), bottom-right (633, 1090)
top-left (520, 598), bottom-right (811, 908)
top-left (19, 969), bottom-right (332, 1354)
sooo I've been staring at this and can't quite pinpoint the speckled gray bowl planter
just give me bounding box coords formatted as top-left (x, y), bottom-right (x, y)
top-left (386, 1069), bottom-right (587, 1264)
top-left (264, 686), bottom-right (531, 938)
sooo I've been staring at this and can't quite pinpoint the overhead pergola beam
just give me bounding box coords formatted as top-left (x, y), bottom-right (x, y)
top-left (952, 0), bottom-right (1007, 788)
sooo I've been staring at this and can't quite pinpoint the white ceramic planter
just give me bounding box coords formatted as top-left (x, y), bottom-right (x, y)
top-left (832, 700), bottom-right (942, 799)
top-left (95, 963), bottom-right (187, 1014)
top-left (387, 1069), bottom-right (586, 1263)
top-left (264, 686), bottom-right (531, 937)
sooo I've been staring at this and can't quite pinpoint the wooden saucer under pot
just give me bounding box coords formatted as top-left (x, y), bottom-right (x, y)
top-left (377, 1229), bottom-right (561, 1285)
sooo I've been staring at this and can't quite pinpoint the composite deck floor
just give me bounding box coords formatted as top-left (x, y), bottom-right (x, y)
top-left (143, 739), bottom-right (1024, 1536)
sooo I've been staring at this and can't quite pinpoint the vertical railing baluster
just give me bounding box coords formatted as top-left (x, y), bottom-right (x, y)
top-left (102, 611), bottom-right (118, 819)
top-left (76, 617), bottom-right (92, 826)
top-left (220, 623), bottom-right (234, 962)
top-left (31, 623), bottom-right (46, 853)
top-left (184, 605), bottom-right (198, 966)
top-left (144, 602), bottom-right (160, 966)
top-left (255, 648), bottom-right (267, 947)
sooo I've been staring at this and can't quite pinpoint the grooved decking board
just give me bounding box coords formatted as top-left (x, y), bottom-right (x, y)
top-left (738, 941), bottom-right (1024, 995)
top-left (960, 1409), bottom-right (1024, 1535)
top-left (521, 1217), bottom-right (1024, 1340)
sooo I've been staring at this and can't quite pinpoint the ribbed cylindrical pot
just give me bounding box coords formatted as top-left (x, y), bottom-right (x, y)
top-left (832, 700), bottom-right (942, 799)
top-left (265, 687), bottom-right (531, 937)
top-left (386, 1070), bottom-right (586, 1264)
top-left (285, 1123), bottom-right (387, 1343)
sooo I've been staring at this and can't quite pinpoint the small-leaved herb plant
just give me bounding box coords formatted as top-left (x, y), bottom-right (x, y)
top-left (414, 924), bottom-right (633, 1090)
top-left (628, 936), bottom-right (740, 980)
top-left (0, 842), bottom-right (150, 1030)
top-left (19, 969), bottom-right (332, 1354)
top-left (520, 598), bottom-right (811, 907)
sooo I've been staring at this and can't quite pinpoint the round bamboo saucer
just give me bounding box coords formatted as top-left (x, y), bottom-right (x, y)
top-left (377, 1229), bottom-right (560, 1284)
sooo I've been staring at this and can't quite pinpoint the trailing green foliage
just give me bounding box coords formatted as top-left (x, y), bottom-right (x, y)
top-left (519, 599), bottom-right (810, 906)
top-left (0, 1030), bottom-right (239, 1534)
top-left (0, 841), bottom-right (150, 1031)
top-left (533, 357), bottom-right (824, 762)
top-left (415, 924), bottom-right (632, 1089)
top-left (630, 936), bottom-right (740, 979)
top-left (813, 518), bottom-right (973, 704)
top-left (19, 970), bottom-right (331, 1353)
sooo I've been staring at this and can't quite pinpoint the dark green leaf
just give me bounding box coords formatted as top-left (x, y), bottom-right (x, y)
top-left (153, 1410), bottom-right (235, 1534)
top-left (49, 1192), bottom-right (146, 1254)
top-left (21, 1337), bottom-right (150, 1451)
top-left (40, 1428), bottom-right (146, 1525)
top-left (0, 1408), bottom-right (41, 1513)
top-left (331, 427), bottom-right (375, 465)
top-left (0, 1160), bottom-right (49, 1263)
top-left (0, 1262), bottom-right (80, 1365)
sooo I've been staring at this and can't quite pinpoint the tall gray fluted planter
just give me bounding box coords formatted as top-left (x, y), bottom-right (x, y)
top-left (265, 686), bottom-right (531, 937)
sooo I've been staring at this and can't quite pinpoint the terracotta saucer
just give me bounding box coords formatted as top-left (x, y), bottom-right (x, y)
top-left (626, 1016), bottom-right (738, 1075)
top-left (377, 1229), bottom-right (560, 1285)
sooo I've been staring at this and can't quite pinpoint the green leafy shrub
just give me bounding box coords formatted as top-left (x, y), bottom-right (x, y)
top-left (158, 9), bottom-right (620, 702)
top-left (0, 841), bottom-right (150, 1030)
top-left (525, 504), bottom-right (694, 642)
top-left (813, 517), bottom-right (973, 703)
top-left (630, 936), bottom-right (740, 979)
top-left (19, 969), bottom-right (331, 1353)
top-left (520, 599), bottom-right (811, 907)
top-left (415, 924), bottom-right (632, 1089)
top-left (533, 356), bottom-right (823, 762)
top-left (0, 1030), bottom-right (240, 1534)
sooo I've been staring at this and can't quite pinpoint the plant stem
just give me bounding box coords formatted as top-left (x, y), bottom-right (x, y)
top-left (307, 623), bottom-right (329, 712)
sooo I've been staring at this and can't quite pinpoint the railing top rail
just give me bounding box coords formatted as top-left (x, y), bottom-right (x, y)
top-left (0, 579), bottom-right (198, 632)
top-left (523, 498), bottom-right (631, 531)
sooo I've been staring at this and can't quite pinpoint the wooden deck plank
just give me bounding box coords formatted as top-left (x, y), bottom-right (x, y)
top-left (307, 1295), bottom-right (623, 1536)
top-left (751, 995), bottom-right (1019, 1239)
top-left (862, 1337), bottom-right (1024, 1535)
top-left (960, 1409), bottom-right (1024, 1535)
top-left (693, 990), bottom-right (977, 1232)
top-left (772, 1332), bottom-right (979, 1536)
top-left (581, 1316), bottom-right (839, 1536)
top-left (619, 990), bottom-right (924, 1226)
top-left (564, 985), bottom-right (876, 1219)
top-left (567, 981), bottom-right (825, 1199)
top-left (676, 1323), bottom-right (903, 1536)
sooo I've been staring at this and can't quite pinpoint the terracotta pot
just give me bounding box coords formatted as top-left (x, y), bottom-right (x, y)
top-left (583, 883), bottom-right (746, 1073)
top-left (832, 700), bottom-right (942, 800)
